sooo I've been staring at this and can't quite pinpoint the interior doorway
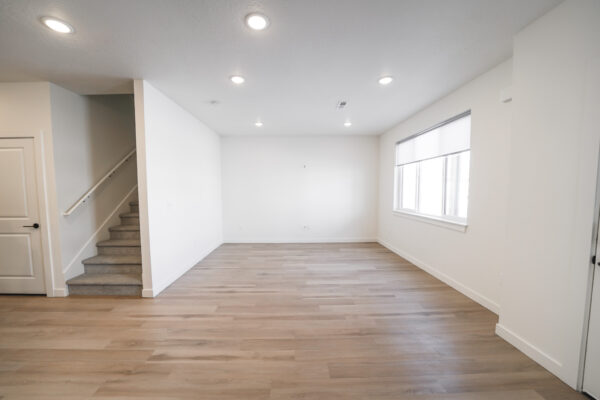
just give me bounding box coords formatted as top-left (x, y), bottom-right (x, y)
top-left (0, 137), bottom-right (46, 293)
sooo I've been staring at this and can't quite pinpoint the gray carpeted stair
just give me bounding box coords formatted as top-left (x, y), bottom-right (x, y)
top-left (67, 200), bottom-right (142, 296)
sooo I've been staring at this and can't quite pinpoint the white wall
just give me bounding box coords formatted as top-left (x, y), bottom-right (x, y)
top-left (377, 0), bottom-right (600, 388)
top-left (377, 60), bottom-right (512, 313)
top-left (497, 0), bottom-right (600, 388)
top-left (222, 135), bottom-right (379, 243)
top-left (49, 86), bottom-right (137, 280)
top-left (134, 80), bottom-right (223, 297)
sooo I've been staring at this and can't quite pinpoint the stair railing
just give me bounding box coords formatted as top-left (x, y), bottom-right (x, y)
top-left (63, 148), bottom-right (137, 216)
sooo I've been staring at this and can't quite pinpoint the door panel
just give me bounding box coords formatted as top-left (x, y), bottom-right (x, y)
top-left (0, 138), bottom-right (45, 294)
top-left (0, 148), bottom-right (29, 216)
top-left (0, 235), bottom-right (34, 276)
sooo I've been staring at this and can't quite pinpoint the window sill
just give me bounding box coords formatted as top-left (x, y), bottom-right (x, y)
top-left (392, 210), bottom-right (468, 232)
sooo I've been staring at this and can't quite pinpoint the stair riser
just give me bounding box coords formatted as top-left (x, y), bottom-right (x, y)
top-left (68, 284), bottom-right (141, 296)
top-left (130, 204), bottom-right (139, 213)
top-left (84, 264), bottom-right (142, 274)
top-left (120, 216), bottom-right (139, 225)
top-left (98, 246), bottom-right (141, 256)
top-left (110, 230), bottom-right (141, 240)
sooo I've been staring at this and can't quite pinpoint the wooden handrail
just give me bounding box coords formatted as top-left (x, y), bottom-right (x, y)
top-left (63, 148), bottom-right (137, 216)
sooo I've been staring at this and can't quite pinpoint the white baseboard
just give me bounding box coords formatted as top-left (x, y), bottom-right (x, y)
top-left (225, 237), bottom-right (377, 244)
top-left (141, 288), bottom-right (155, 298)
top-left (50, 287), bottom-right (69, 297)
top-left (62, 185), bottom-right (138, 280)
top-left (377, 238), bottom-right (500, 314)
top-left (495, 323), bottom-right (565, 382)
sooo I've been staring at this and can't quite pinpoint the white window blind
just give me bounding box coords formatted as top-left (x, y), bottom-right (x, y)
top-left (396, 114), bottom-right (471, 166)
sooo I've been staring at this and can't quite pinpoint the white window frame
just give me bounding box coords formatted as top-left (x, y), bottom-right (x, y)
top-left (393, 111), bottom-right (471, 231)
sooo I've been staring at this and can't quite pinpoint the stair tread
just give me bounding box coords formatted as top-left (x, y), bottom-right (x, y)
top-left (109, 225), bottom-right (140, 232)
top-left (129, 200), bottom-right (139, 206)
top-left (120, 212), bottom-right (139, 218)
top-left (67, 273), bottom-right (142, 286)
top-left (83, 255), bottom-right (141, 265)
top-left (97, 239), bottom-right (140, 247)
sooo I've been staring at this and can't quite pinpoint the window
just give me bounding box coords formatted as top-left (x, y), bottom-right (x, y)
top-left (394, 112), bottom-right (471, 226)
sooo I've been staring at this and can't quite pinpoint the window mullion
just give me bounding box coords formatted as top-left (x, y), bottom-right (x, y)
top-left (398, 166), bottom-right (403, 210)
top-left (455, 154), bottom-right (462, 216)
top-left (415, 162), bottom-right (420, 212)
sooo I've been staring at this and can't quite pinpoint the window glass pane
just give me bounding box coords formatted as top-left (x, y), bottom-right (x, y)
top-left (418, 157), bottom-right (444, 216)
top-left (401, 163), bottom-right (417, 210)
top-left (445, 151), bottom-right (470, 219)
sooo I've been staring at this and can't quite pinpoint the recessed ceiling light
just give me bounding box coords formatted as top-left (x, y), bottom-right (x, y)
top-left (40, 17), bottom-right (74, 34)
top-left (245, 13), bottom-right (269, 30)
top-left (378, 76), bottom-right (394, 86)
top-left (255, 121), bottom-right (263, 127)
top-left (230, 75), bottom-right (245, 84)
top-left (344, 122), bottom-right (352, 127)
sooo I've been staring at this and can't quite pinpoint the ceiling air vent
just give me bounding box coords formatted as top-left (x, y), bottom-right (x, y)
top-left (336, 100), bottom-right (347, 109)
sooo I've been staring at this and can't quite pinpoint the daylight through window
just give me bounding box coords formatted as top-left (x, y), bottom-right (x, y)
top-left (394, 112), bottom-right (471, 224)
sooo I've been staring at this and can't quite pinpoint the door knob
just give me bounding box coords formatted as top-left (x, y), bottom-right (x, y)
top-left (22, 223), bottom-right (40, 229)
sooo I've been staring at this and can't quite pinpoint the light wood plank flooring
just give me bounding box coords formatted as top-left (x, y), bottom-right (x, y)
top-left (0, 243), bottom-right (587, 399)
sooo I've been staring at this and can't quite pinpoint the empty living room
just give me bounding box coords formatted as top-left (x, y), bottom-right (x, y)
top-left (1, 0), bottom-right (600, 399)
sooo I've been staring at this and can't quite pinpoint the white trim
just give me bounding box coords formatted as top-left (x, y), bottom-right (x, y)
top-left (52, 288), bottom-right (69, 297)
top-left (37, 129), bottom-right (63, 296)
top-left (62, 185), bottom-right (138, 280)
top-left (141, 288), bottom-right (155, 298)
top-left (495, 323), bottom-right (564, 378)
top-left (39, 127), bottom-right (65, 297)
top-left (225, 238), bottom-right (378, 244)
top-left (378, 238), bottom-right (499, 314)
top-left (392, 210), bottom-right (467, 232)
top-left (133, 80), bottom-right (154, 296)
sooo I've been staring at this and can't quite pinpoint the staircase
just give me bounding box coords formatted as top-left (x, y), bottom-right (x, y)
top-left (66, 200), bottom-right (142, 296)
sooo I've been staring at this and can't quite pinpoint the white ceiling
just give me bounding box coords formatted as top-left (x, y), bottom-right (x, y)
top-left (0, 0), bottom-right (561, 136)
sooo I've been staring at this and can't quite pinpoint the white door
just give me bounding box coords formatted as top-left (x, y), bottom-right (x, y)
top-left (585, 265), bottom-right (600, 398)
top-left (0, 138), bottom-right (46, 294)
top-left (583, 53), bottom-right (600, 398)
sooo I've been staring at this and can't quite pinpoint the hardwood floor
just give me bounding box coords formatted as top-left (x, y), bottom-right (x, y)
top-left (0, 243), bottom-right (587, 399)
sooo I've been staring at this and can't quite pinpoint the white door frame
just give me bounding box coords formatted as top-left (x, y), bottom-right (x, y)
top-left (0, 130), bottom-right (64, 296)
top-left (578, 143), bottom-right (600, 391)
